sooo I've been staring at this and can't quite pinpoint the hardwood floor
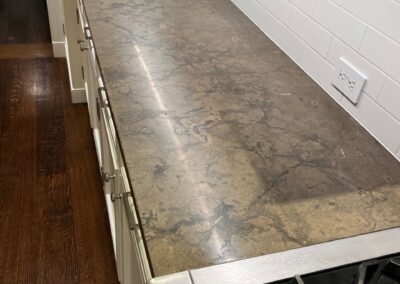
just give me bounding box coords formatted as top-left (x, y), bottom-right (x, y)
top-left (0, 58), bottom-right (119, 283)
top-left (0, 43), bottom-right (53, 59)
top-left (0, 0), bottom-right (51, 44)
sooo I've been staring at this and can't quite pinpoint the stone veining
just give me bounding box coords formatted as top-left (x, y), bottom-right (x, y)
top-left (83, 0), bottom-right (400, 276)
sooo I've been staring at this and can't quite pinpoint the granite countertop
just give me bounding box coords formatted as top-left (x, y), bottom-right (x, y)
top-left (83, 0), bottom-right (400, 277)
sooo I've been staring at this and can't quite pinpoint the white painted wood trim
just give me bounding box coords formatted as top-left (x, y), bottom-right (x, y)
top-left (71, 88), bottom-right (87, 104)
top-left (190, 228), bottom-right (400, 284)
top-left (149, 272), bottom-right (193, 284)
top-left (52, 42), bottom-right (66, 58)
top-left (46, 0), bottom-right (66, 58)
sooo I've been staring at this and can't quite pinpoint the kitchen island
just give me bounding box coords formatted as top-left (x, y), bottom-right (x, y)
top-left (75, 0), bottom-right (400, 282)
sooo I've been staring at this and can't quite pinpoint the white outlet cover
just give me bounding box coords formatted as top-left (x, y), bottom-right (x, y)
top-left (331, 57), bottom-right (367, 104)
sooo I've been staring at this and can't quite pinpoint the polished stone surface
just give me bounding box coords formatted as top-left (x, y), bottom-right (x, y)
top-left (83, 0), bottom-right (400, 276)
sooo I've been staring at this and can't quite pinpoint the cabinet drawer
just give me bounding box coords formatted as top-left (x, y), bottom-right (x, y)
top-left (77, 0), bottom-right (99, 76)
top-left (85, 49), bottom-right (100, 128)
top-left (105, 193), bottom-right (117, 257)
top-left (119, 167), bottom-right (152, 284)
top-left (100, 99), bottom-right (118, 194)
top-left (77, 0), bottom-right (88, 31)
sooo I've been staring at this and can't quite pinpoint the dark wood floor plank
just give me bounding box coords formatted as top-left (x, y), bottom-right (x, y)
top-left (34, 58), bottom-right (80, 283)
top-left (6, 0), bottom-right (28, 43)
top-left (0, 0), bottom-right (50, 44)
top-left (0, 43), bottom-right (53, 59)
top-left (0, 58), bottom-right (118, 283)
top-left (0, 59), bottom-right (38, 282)
top-left (27, 0), bottom-right (51, 43)
top-left (0, 0), bottom-right (10, 20)
top-left (58, 59), bottom-right (119, 283)
top-left (0, 0), bottom-right (10, 41)
top-left (37, 59), bottom-right (66, 176)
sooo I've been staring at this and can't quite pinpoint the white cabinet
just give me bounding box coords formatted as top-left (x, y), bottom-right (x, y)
top-left (46, 0), bottom-right (66, 57)
top-left (62, 0), bottom-right (86, 103)
top-left (66, 2), bottom-right (154, 283)
top-left (100, 101), bottom-right (118, 195)
top-left (116, 168), bottom-right (153, 284)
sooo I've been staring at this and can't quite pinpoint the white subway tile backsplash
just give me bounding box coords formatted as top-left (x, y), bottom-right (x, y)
top-left (287, 0), bottom-right (316, 15)
top-left (289, 7), bottom-right (332, 56)
top-left (343, 0), bottom-right (400, 44)
top-left (232, 0), bottom-right (304, 62)
top-left (233, 0), bottom-right (400, 158)
top-left (327, 38), bottom-right (386, 99)
top-left (313, 0), bottom-right (367, 49)
top-left (360, 28), bottom-right (400, 83)
top-left (257, 0), bottom-right (293, 26)
top-left (341, 93), bottom-right (400, 153)
top-left (330, 0), bottom-right (344, 6)
top-left (268, 15), bottom-right (305, 62)
top-left (301, 46), bottom-right (342, 101)
top-left (377, 78), bottom-right (400, 122)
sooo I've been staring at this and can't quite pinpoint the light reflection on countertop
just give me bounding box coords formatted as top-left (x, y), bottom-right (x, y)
top-left (83, 0), bottom-right (400, 276)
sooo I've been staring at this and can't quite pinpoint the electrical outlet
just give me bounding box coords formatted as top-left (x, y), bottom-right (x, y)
top-left (331, 57), bottom-right (367, 104)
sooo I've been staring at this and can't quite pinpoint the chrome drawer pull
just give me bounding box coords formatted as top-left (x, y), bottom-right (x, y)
top-left (111, 193), bottom-right (123, 202)
top-left (80, 44), bottom-right (89, 51)
top-left (101, 166), bottom-right (115, 185)
top-left (123, 192), bottom-right (139, 231)
top-left (103, 171), bottom-right (115, 183)
top-left (77, 37), bottom-right (84, 44)
top-left (98, 87), bottom-right (108, 107)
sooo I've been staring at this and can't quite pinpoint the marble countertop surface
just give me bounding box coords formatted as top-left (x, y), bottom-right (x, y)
top-left (83, 0), bottom-right (400, 277)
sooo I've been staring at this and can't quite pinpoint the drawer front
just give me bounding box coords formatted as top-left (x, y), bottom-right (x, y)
top-left (100, 99), bottom-right (118, 194)
top-left (77, 0), bottom-right (99, 79)
top-left (118, 167), bottom-right (152, 284)
top-left (77, 0), bottom-right (88, 32)
top-left (84, 50), bottom-right (99, 129)
top-left (76, 2), bottom-right (153, 282)
top-left (105, 193), bottom-right (117, 257)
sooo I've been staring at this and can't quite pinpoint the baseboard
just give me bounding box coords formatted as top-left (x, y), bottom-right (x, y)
top-left (52, 41), bottom-right (66, 58)
top-left (71, 88), bottom-right (87, 104)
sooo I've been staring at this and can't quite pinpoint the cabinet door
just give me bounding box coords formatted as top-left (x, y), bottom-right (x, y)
top-left (76, 0), bottom-right (97, 126)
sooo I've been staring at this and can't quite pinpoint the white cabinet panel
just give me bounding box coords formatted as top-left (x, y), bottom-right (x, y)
top-left (116, 168), bottom-right (152, 284)
top-left (101, 104), bottom-right (118, 195)
top-left (73, 2), bottom-right (153, 283)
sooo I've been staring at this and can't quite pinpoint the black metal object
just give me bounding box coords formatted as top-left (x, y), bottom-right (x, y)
top-left (270, 255), bottom-right (400, 284)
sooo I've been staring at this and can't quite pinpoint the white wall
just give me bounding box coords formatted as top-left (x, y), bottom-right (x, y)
top-left (232, 0), bottom-right (400, 160)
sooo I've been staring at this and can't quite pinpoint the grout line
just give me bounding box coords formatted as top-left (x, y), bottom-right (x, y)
top-left (375, 77), bottom-right (387, 102)
top-left (333, 33), bottom-right (400, 86)
top-left (357, 26), bottom-right (369, 52)
top-left (329, 0), bottom-right (400, 45)
top-left (311, 0), bottom-right (318, 16)
top-left (233, 0), bottom-right (400, 159)
top-left (287, 0), bottom-right (400, 86)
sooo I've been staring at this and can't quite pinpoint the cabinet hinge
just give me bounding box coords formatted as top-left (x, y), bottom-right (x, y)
top-left (62, 24), bottom-right (65, 36)
top-left (81, 66), bottom-right (85, 79)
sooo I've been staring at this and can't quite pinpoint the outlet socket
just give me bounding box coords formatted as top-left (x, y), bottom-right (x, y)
top-left (332, 57), bottom-right (367, 104)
